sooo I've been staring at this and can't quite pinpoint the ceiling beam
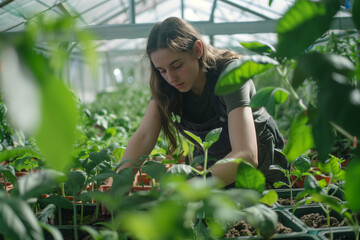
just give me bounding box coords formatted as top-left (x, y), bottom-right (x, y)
top-left (2, 17), bottom-right (355, 41)
top-left (87, 17), bottom-right (356, 40)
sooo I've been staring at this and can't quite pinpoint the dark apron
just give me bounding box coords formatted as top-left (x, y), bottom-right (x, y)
top-left (179, 78), bottom-right (288, 186)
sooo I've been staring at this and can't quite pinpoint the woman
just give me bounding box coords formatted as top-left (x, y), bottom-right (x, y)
top-left (112, 16), bottom-right (288, 188)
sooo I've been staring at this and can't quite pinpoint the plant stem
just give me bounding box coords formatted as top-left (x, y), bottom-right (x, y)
top-left (323, 204), bottom-right (333, 240)
top-left (80, 203), bottom-right (84, 225)
top-left (288, 173), bottom-right (293, 205)
top-left (73, 199), bottom-right (78, 240)
top-left (277, 66), bottom-right (307, 111)
top-left (61, 183), bottom-right (65, 197)
top-left (138, 169), bottom-right (144, 190)
top-left (203, 150), bottom-right (208, 182)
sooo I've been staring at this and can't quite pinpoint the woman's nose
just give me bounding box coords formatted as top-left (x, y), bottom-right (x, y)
top-left (167, 71), bottom-right (177, 84)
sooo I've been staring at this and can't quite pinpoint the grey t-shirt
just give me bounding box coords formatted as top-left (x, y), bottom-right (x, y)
top-left (182, 77), bottom-right (270, 129)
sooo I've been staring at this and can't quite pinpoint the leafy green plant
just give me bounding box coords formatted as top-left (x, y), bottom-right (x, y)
top-left (0, 169), bottom-right (66, 240)
top-left (270, 154), bottom-right (311, 204)
top-left (299, 174), bottom-right (357, 240)
top-left (214, 1), bottom-right (359, 237)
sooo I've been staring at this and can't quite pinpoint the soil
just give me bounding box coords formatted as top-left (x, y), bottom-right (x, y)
top-left (224, 220), bottom-right (293, 238)
top-left (300, 213), bottom-right (347, 228)
top-left (277, 197), bottom-right (296, 206)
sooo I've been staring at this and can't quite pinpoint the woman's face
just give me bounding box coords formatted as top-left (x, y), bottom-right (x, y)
top-left (150, 44), bottom-right (203, 93)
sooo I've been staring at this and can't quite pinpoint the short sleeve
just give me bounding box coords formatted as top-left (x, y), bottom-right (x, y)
top-left (221, 80), bottom-right (256, 114)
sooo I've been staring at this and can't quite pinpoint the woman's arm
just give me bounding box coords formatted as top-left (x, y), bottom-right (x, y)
top-left (210, 106), bottom-right (258, 186)
top-left (105, 99), bottom-right (162, 186)
top-left (118, 99), bottom-right (162, 172)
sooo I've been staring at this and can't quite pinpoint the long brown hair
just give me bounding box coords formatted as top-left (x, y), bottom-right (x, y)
top-left (146, 17), bottom-right (240, 154)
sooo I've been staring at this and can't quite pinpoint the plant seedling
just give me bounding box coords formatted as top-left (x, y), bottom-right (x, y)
top-left (270, 154), bottom-right (311, 205)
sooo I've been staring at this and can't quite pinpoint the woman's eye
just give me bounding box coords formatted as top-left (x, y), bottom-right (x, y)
top-left (173, 64), bottom-right (182, 69)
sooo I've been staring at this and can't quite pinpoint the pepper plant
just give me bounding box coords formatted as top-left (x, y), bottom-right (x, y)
top-left (270, 154), bottom-right (312, 204)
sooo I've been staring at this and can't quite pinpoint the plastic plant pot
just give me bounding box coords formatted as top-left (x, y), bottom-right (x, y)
top-left (224, 210), bottom-right (307, 239)
top-left (224, 233), bottom-right (322, 239)
top-left (286, 205), bottom-right (350, 235)
top-left (276, 210), bottom-right (308, 235)
top-left (274, 188), bottom-right (307, 209)
top-left (275, 187), bottom-right (344, 209)
top-left (133, 172), bottom-right (151, 186)
top-left (130, 185), bottom-right (152, 193)
top-left (318, 227), bottom-right (360, 240)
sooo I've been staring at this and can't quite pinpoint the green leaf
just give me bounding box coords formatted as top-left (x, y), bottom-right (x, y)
top-left (35, 79), bottom-right (79, 172)
top-left (90, 171), bottom-right (117, 183)
top-left (250, 87), bottom-right (289, 116)
top-left (353, 0), bottom-right (360, 31)
top-left (0, 164), bottom-right (17, 184)
top-left (0, 147), bottom-right (42, 163)
top-left (276, 0), bottom-right (340, 58)
top-left (345, 159), bottom-right (360, 211)
top-left (39, 223), bottom-right (63, 240)
top-left (282, 111), bottom-right (314, 162)
top-left (239, 41), bottom-right (275, 55)
top-left (112, 147), bottom-right (126, 162)
top-left (39, 195), bottom-right (73, 209)
top-left (166, 164), bottom-right (194, 176)
top-left (0, 191), bottom-right (44, 240)
top-left (236, 162), bottom-right (265, 193)
top-left (184, 130), bottom-right (202, 146)
top-left (215, 56), bottom-right (278, 95)
top-left (142, 161), bottom-right (167, 182)
top-left (303, 175), bottom-right (323, 194)
top-left (65, 170), bottom-right (86, 195)
top-left (37, 204), bottom-right (56, 223)
top-left (84, 149), bottom-right (110, 172)
top-left (273, 182), bottom-right (287, 188)
top-left (16, 169), bottom-right (65, 200)
top-left (244, 204), bottom-right (277, 239)
top-left (292, 154), bottom-right (311, 173)
top-left (111, 168), bottom-right (134, 195)
top-left (318, 155), bottom-right (341, 175)
top-left (295, 52), bottom-right (355, 80)
top-left (203, 127), bottom-right (222, 150)
top-left (260, 190), bottom-right (278, 207)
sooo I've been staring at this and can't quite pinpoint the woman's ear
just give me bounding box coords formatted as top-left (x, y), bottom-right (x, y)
top-left (194, 40), bottom-right (203, 59)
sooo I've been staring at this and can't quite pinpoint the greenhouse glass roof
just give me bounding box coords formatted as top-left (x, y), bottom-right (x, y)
top-left (1, 0), bottom-right (354, 55)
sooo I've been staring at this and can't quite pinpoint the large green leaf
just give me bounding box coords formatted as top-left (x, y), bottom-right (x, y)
top-left (345, 159), bottom-right (360, 211)
top-left (282, 111), bottom-right (314, 162)
top-left (296, 52), bottom-right (359, 161)
top-left (276, 0), bottom-right (340, 58)
top-left (235, 162), bottom-right (265, 193)
top-left (294, 52), bottom-right (355, 81)
top-left (215, 56), bottom-right (278, 95)
top-left (239, 41), bottom-right (275, 55)
top-left (35, 79), bottom-right (79, 172)
top-left (249, 87), bottom-right (289, 116)
top-left (0, 192), bottom-right (44, 240)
